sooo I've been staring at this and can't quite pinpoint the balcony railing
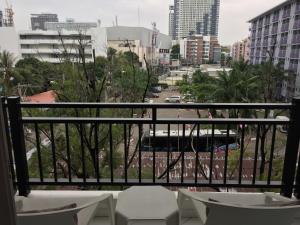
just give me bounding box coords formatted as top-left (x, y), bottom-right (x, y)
top-left (262, 41), bottom-right (268, 47)
top-left (292, 36), bottom-right (300, 44)
top-left (1, 97), bottom-right (300, 199)
top-left (272, 15), bottom-right (279, 23)
top-left (296, 6), bottom-right (300, 15)
top-left (280, 38), bottom-right (288, 45)
top-left (271, 27), bottom-right (278, 34)
top-left (278, 51), bottom-right (286, 58)
top-left (281, 24), bottom-right (289, 33)
top-left (282, 10), bottom-right (291, 19)
top-left (263, 30), bottom-right (269, 36)
top-left (294, 21), bottom-right (300, 30)
top-left (290, 51), bottom-right (300, 59)
top-left (257, 31), bottom-right (262, 37)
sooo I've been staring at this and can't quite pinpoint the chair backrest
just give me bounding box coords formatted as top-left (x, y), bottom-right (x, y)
top-left (192, 199), bottom-right (300, 225)
top-left (16, 194), bottom-right (114, 225)
top-left (17, 207), bottom-right (81, 225)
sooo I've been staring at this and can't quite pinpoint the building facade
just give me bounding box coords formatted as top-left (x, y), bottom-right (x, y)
top-left (169, 6), bottom-right (175, 39)
top-left (180, 35), bottom-right (221, 65)
top-left (19, 30), bottom-right (97, 63)
top-left (31, 14), bottom-right (58, 30)
top-left (106, 26), bottom-right (172, 68)
top-left (231, 38), bottom-right (250, 62)
top-left (45, 18), bottom-right (98, 32)
top-left (169, 0), bottom-right (220, 40)
top-left (0, 10), bottom-right (3, 27)
top-left (249, 0), bottom-right (300, 100)
top-left (0, 27), bottom-right (21, 61)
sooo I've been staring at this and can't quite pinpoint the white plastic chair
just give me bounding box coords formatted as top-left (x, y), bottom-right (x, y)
top-left (16, 193), bottom-right (115, 225)
top-left (178, 189), bottom-right (300, 225)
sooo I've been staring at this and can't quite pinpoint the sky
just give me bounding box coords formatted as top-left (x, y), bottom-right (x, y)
top-left (1, 0), bottom-right (285, 45)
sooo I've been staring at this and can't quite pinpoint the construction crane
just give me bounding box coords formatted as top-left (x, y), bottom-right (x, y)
top-left (3, 0), bottom-right (14, 27)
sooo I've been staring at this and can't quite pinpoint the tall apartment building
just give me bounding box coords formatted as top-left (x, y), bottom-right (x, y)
top-left (249, 0), bottom-right (300, 101)
top-left (169, 0), bottom-right (220, 40)
top-left (45, 18), bottom-right (98, 32)
top-left (180, 35), bottom-right (221, 65)
top-left (31, 13), bottom-right (58, 30)
top-left (169, 6), bottom-right (175, 39)
top-left (231, 38), bottom-right (250, 62)
top-left (0, 10), bottom-right (3, 27)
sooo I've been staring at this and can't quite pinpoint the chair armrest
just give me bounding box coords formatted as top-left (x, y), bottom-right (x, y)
top-left (264, 192), bottom-right (293, 203)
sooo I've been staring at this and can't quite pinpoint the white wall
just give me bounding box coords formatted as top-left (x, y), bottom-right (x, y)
top-left (0, 27), bottom-right (21, 61)
top-left (90, 27), bottom-right (108, 57)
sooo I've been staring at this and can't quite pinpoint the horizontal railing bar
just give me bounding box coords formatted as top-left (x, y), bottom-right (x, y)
top-left (23, 178), bottom-right (284, 188)
top-left (19, 102), bottom-right (292, 110)
top-left (22, 117), bottom-right (290, 125)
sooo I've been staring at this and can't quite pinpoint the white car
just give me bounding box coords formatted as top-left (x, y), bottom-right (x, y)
top-left (165, 96), bottom-right (181, 103)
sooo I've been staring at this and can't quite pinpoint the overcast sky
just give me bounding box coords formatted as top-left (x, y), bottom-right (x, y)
top-left (2, 0), bottom-right (285, 45)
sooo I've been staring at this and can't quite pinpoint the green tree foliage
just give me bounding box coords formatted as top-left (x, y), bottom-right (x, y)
top-left (14, 57), bottom-right (62, 95)
top-left (0, 50), bottom-right (16, 96)
top-left (170, 44), bottom-right (180, 60)
top-left (23, 41), bottom-right (155, 188)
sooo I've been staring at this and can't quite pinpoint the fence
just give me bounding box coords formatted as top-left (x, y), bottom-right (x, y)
top-left (1, 96), bottom-right (300, 198)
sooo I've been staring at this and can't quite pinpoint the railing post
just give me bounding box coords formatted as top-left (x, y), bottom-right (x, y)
top-left (0, 97), bottom-right (17, 225)
top-left (281, 97), bottom-right (300, 198)
top-left (1, 97), bottom-right (16, 191)
top-left (7, 97), bottom-right (30, 196)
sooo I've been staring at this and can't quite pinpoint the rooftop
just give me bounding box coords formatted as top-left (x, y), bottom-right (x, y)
top-left (248, 0), bottom-right (292, 22)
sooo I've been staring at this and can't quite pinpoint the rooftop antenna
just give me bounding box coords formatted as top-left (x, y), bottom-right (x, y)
top-left (115, 16), bottom-right (118, 26)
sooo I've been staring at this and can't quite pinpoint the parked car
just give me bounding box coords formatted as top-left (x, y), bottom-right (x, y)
top-left (151, 86), bottom-right (162, 93)
top-left (146, 92), bottom-right (159, 98)
top-left (165, 96), bottom-right (181, 103)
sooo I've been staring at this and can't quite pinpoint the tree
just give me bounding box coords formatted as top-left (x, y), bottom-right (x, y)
top-left (170, 44), bottom-right (180, 60)
top-left (0, 50), bottom-right (16, 96)
top-left (14, 57), bottom-right (62, 95)
top-left (123, 51), bottom-right (140, 65)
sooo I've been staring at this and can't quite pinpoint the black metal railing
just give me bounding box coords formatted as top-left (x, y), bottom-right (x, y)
top-left (1, 96), bottom-right (300, 198)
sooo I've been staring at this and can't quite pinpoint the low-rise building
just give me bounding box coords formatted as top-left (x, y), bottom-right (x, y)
top-left (180, 35), bottom-right (221, 65)
top-left (106, 26), bottom-right (172, 68)
top-left (31, 13), bottom-right (58, 30)
top-left (18, 28), bottom-right (106, 63)
top-left (231, 38), bottom-right (250, 62)
top-left (45, 18), bottom-right (98, 32)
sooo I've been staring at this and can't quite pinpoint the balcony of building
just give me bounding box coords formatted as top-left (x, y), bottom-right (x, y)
top-left (271, 27), bottom-right (278, 35)
top-left (282, 10), bottom-right (291, 19)
top-left (292, 35), bottom-right (300, 44)
top-left (280, 37), bottom-right (288, 45)
top-left (294, 20), bottom-right (300, 30)
top-left (262, 40), bottom-right (269, 47)
top-left (289, 63), bottom-right (299, 74)
top-left (290, 50), bottom-right (300, 59)
top-left (272, 15), bottom-right (280, 23)
top-left (296, 4), bottom-right (300, 15)
top-left (281, 24), bottom-right (290, 33)
top-left (1, 97), bottom-right (300, 225)
top-left (278, 50), bottom-right (286, 58)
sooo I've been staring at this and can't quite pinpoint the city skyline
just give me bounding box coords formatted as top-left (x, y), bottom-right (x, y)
top-left (2, 0), bottom-right (285, 45)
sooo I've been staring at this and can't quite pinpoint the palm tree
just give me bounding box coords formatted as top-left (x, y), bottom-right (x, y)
top-left (0, 50), bottom-right (15, 96)
top-left (254, 60), bottom-right (284, 177)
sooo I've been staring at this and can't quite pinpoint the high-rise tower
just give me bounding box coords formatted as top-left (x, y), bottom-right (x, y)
top-left (169, 0), bottom-right (220, 40)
